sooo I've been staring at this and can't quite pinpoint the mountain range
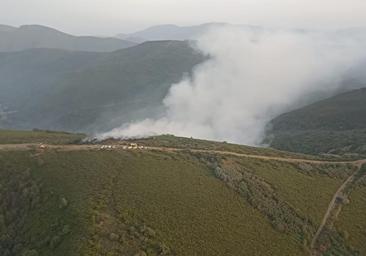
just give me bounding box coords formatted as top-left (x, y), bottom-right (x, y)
top-left (0, 40), bottom-right (204, 133)
top-left (0, 24), bottom-right (136, 52)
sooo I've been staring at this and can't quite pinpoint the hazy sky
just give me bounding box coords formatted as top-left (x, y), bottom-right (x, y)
top-left (1, 0), bottom-right (366, 35)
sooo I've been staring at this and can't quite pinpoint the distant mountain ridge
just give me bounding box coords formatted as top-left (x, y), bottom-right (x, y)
top-left (0, 24), bottom-right (136, 52)
top-left (117, 23), bottom-right (262, 42)
top-left (118, 23), bottom-right (366, 43)
top-left (0, 24), bottom-right (16, 32)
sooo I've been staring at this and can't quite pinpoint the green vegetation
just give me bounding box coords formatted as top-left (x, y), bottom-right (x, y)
top-left (0, 130), bottom-right (85, 144)
top-left (0, 149), bottom-right (305, 256)
top-left (269, 129), bottom-right (366, 156)
top-left (268, 88), bottom-right (366, 157)
top-left (225, 158), bottom-right (352, 226)
top-left (0, 130), bottom-right (363, 255)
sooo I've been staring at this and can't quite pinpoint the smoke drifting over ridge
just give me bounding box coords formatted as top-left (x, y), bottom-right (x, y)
top-left (99, 26), bottom-right (366, 145)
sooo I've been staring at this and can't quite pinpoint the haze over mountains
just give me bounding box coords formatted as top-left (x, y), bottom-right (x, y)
top-left (117, 23), bottom-right (366, 43)
top-left (0, 24), bottom-right (136, 52)
top-left (117, 23), bottom-right (262, 42)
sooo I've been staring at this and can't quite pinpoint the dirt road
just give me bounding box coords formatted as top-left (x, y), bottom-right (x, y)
top-left (310, 159), bottom-right (366, 253)
top-left (148, 146), bottom-right (361, 165)
top-left (0, 143), bottom-right (362, 165)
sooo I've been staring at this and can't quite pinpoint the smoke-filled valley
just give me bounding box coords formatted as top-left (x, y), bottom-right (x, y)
top-left (100, 26), bottom-right (366, 145)
top-left (1, 24), bottom-right (366, 148)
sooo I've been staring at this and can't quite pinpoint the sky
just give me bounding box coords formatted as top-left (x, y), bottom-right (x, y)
top-left (1, 0), bottom-right (366, 35)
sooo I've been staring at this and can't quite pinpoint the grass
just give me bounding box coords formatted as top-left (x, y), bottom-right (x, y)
top-left (110, 151), bottom-right (303, 256)
top-left (0, 149), bottom-right (307, 256)
top-left (223, 158), bottom-right (348, 227)
top-left (0, 129), bottom-right (85, 144)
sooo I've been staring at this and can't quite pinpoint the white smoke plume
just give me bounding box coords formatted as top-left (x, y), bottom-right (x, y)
top-left (99, 26), bottom-right (365, 145)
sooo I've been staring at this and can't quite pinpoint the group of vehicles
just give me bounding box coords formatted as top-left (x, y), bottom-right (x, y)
top-left (37, 143), bottom-right (146, 151)
top-left (99, 143), bottom-right (145, 150)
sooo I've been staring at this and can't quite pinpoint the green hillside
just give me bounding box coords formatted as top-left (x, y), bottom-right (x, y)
top-left (0, 41), bottom-right (204, 132)
top-left (268, 88), bottom-right (366, 156)
top-left (0, 130), bottom-right (364, 255)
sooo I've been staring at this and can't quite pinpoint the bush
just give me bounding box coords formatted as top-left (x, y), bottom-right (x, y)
top-left (49, 235), bottom-right (61, 249)
top-left (22, 249), bottom-right (39, 256)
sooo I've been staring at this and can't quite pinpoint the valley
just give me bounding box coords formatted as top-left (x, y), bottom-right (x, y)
top-left (0, 17), bottom-right (365, 256)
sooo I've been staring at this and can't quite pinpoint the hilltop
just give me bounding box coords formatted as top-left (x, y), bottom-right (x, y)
top-left (0, 130), bottom-right (365, 255)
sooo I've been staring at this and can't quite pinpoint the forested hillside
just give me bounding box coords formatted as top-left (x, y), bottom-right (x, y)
top-left (0, 41), bottom-right (205, 132)
top-left (268, 88), bottom-right (366, 156)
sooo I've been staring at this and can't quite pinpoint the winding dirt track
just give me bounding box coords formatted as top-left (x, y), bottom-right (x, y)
top-left (310, 159), bottom-right (366, 253)
top-left (1, 142), bottom-right (365, 254)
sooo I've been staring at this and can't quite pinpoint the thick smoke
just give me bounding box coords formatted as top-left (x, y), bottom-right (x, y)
top-left (99, 26), bottom-right (365, 145)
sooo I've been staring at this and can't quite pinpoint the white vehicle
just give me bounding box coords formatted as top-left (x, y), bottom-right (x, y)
top-left (100, 145), bottom-right (113, 150)
top-left (127, 143), bottom-right (138, 149)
